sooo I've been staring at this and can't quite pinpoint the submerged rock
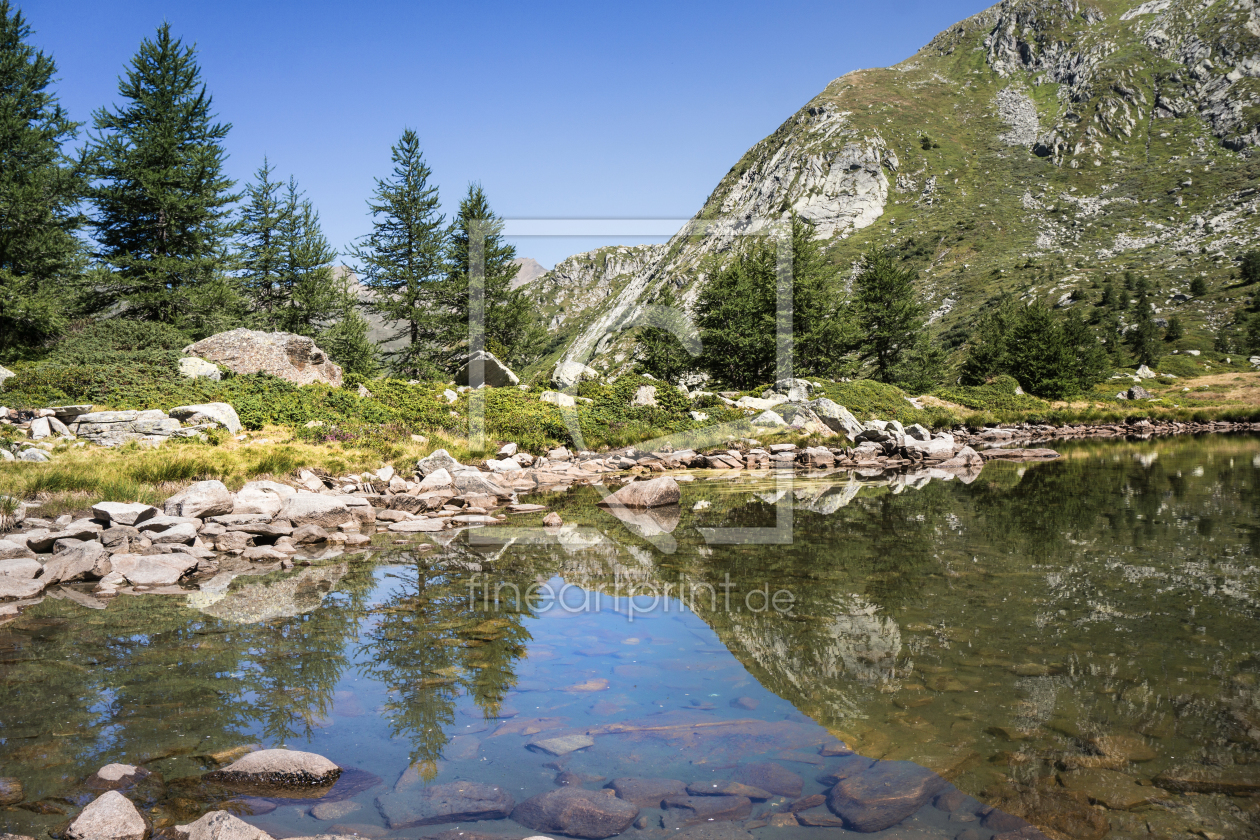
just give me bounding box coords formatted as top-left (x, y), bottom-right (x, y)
top-left (376, 780), bottom-right (515, 829)
top-left (606, 778), bottom-right (687, 808)
top-left (205, 748), bottom-right (340, 795)
top-left (825, 760), bottom-right (946, 832)
top-left (512, 787), bottom-right (639, 839)
top-left (66, 790), bottom-right (147, 840)
top-left (0, 777), bottom-right (23, 805)
top-left (733, 762), bottom-right (802, 797)
top-left (662, 794), bottom-right (752, 824)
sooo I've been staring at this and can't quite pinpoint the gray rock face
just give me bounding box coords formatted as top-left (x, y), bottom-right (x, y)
top-left (276, 494), bottom-right (353, 529)
top-left (185, 329), bottom-right (343, 386)
top-left (511, 787), bottom-right (639, 839)
top-left (71, 409), bottom-right (183, 447)
top-left (773, 378), bottom-right (813, 403)
top-left (376, 780), bottom-right (515, 829)
top-left (826, 760), bottom-right (947, 832)
top-left (165, 480), bottom-right (234, 519)
top-left (206, 748), bottom-right (341, 790)
top-left (452, 470), bottom-right (509, 498)
top-left (417, 449), bottom-right (462, 477)
top-left (454, 350), bottom-right (519, 388)
top-left (66, 790), bottom-right (147, 840)
top-left (168, 403), bottom-right (242, 434)
top-left (598, 476), bottom-right (681, 509)
top-left (176, 810), bottom-right (274, 840)
top-left (91, 502), bottom-right (158, 527)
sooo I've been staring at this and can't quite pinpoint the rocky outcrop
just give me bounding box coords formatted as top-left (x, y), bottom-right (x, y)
top-left (185, 329), bottom-right (343, 387)
top-left (454, 350), bottom-right (519, 388)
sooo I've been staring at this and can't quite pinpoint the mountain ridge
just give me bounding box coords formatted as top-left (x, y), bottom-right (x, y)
top-left (525, 0), bottom-right (1260, 380)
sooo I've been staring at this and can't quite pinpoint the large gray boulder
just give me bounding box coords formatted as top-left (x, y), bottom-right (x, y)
top-left (0, 577), bottom-right (44, 601)
top-left (276, 494), bottom-right (353, 529)
top-left (454, 350), bottom-right (519, 388)
top-left (168, 403), bottom-right (242, 434)
top-left (417, 449), bottom-right (462, 477)
top-left (809, 398), bottom-right (864, 440)
top-left (66, 790), bottom-right (147, 840)
top-left (185, 329), bottom-right (343, 386)
top-left (110, 553), bottom-right (199, 586)
top-left (232, 481), bottom-right (293, 517)
top-left (598, 476), bottom-right (681, 509)
top-left (165, 480), bottom-right (234, 519)
top-left (92, 502), bottom-right (158, 527)
top-left (70, 409), bottom-right (184, 447)
top-left (553, 361), bottom-right (600, 389)
top-left (178, 357), bottom-right (222, 381)
top-left (204, 748), bottom-right (341, 791)
top-left (0, 540), bottom-right (36, 562)
top-left (41, 542), bottom-right (110, 583)
top-left (0, 557), bottom-right (40, 579)
top-left (17, 448), bottom-right (49, 462)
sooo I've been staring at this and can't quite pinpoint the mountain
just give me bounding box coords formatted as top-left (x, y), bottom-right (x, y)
top-left (528, 0), bottom-right (1260, 377)
top-left (510, 257), bottom-right (548, 291)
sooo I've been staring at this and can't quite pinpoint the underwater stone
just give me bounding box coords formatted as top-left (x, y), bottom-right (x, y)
top-left (376, 780), bottom-right (514, 829)
top-left (512, 787), bottom-right (639, 839)
top-left (825, 760), bottom-right (946, 832)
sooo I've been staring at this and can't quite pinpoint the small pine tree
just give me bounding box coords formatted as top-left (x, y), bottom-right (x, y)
top-left (239, 159), bottom-right (286, 324)
top-left (1164, 316), bottom-right (1184, 342)
top-left (1004, 301), bottom-right (1077, 399)
top-left (895, 332), bottom-right (947, 394)
top-left (316, 270), bottom-right (378, 378)
top-left (350, 129), bottom-right (446, 379)
top-left (1126, 279), bottom-right (1161, 367)
top-left (1241, 250), bottom-right (1260, 285)
top-left (695, 248), bottom-right (776, 388)
top-left (86, 24), bottom-right (241, 331)
top-left (960, 297), bottom-right (1017, 385)
top-left (275, 177), bottom-right (340, 336)
top-left (1189, 276), bottom-right (1208, 297)
top-left (852, 247), bottom-right (924, 383)
top-left (1247, 310), bottom-right (1260, 354)
top-left (0, 1), bottom-right (87, 353)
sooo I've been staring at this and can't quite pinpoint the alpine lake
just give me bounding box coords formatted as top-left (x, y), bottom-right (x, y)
top-left (2, 433), bottom-right (1259, 840)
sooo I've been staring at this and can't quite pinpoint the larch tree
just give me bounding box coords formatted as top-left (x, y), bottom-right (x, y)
top-left (86, 23), bottom-right (241, 334)
top-left (350, 129), bottom-right (445, 379)
top-left (0, 1), bottom-right (87, 353)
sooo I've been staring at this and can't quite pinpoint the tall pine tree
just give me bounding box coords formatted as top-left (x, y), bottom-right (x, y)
top-left (1126, 278), bottom-right (1160, 367)
top-left (0, 2), bottom-right (86, 353)
top-left (441, 184), bottom-right (542, 371)
top-left (851, 247), bottom-right (924, 383)
top-left (86, 23), bottom-right (240, 333)
top-left (238, 158), bottom-right (285, 324)
top-left (350, 129), bottom-right (445, 379)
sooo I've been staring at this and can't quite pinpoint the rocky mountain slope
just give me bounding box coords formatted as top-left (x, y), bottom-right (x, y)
top-left (528, 0), bottom-right (1260, 377)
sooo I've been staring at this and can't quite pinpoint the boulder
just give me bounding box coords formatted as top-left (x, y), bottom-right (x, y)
top-left (17, 448), bottom-right (49, 462)
top-left (751, 410), bottom-right (787, 427)
top-left (165, 480), bottom-right (234, 519)
top-left (418, 449), bottom-right (462, 477)
top-left (485, 458), bottom-right (522, 473)
top-left (169, 403), bottom-right (243, 434)
top-left (29, 417), bottom-right (50, 439)
top-left (553, 361), bottom-right (600, 389)
top-left (0, 577), bottom-right (43, 601)
top-left (205, 748), bottom-right (341, 790)
top-left (70, 409), bottom-right (183, 447)
top-left (0, 539), bottom-right (36, 561)
top-left (418, 468), bottom-right (454, 491)
top-left (388, 519), bottom-right (446, 533)
top-left (631, 385), bottom-right (658, 407)
top-left (0, 557), bottom-right (41, 579)
top-left (0, 364), bottom-right (13, 388)
top-left (66, 790), bottom-right (147, 840)
top-left (511, 787), bottom-right (639, 840)
top-left (1127, 385), bottom-right (1154, 400)
top-left (686, 781), bottom-right (771, 800)
top-left (91, 502), bottom-right (158, 528)
top-left (41, 541), bottom-right (110, 583)
top-left (452, 470), bottom-right (509, 497)
top-left (232, 481), bottom-right (293, 516)
top-left (276, 494), bottom-right (353, 529)
top-left (185, 329), bottom-right (343, 386)
top-left (542, 390), bottom-right (577, 408)
top-left (903, 423), bottom-right (931, 442)
top-left (938, 446), bottom-right (984, 469)
top-left (376, 780), bottom-right (514, 829)
top-left (826, 760), bottom-right (947, 832)
top-left (291, 524), bottom-right (330, 544)
top-left (597, 476), bottom-right (681, 509)
top-left (145, 522), bottom-right (197, 545)
top-left (1135, 365), bottom-right (1156, 379)
top-left (110, 553), bottom-right (199, 586)
top-left (175, 810), bottom-right (274, 840)
top-left (736, 395), bottom-right (788, 411)
top-left (85, 764), bottom-right (147, 792)
top-left (454, 350), bottom-right (519, 388)
top-left (607, 778), bottom-right (687, 808)
top-left (178, 357), bottom-right (222, 381)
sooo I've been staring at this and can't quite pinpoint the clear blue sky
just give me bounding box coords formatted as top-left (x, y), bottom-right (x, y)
top-left (22, 0), bottom-right (992, 269)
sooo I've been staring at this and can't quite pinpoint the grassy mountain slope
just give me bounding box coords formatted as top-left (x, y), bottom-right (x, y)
top-left (528, 0), bottom-right (1260, 377)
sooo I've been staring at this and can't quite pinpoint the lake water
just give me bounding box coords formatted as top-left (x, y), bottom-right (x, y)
top-left (2, 434), bottom-right (1259, 839)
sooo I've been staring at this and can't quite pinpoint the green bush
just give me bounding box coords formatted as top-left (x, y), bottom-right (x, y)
top-left (934, 375), bottom-right (1049, 412)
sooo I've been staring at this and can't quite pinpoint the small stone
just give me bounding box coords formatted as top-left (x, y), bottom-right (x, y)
top-left (662, 794), bottom-right (752, 824)
top-left (729, 696), bottom-right (758, 710)
top-left (528, 733), bottom-right (595, 756)
top-left (376, 780), bottom-right (514, 829)
top-left (389, 519), bottom-right (445, 533)
top-left (825, 760), bottom-right (946, 832)
top-left (165, 480), bottom-right (235, 519)
top-left (311, 799), bottom-right (362, 821)
top-left (176, 809), bottom-right (275, 839)
top-left (543, 512), bottom-right (563, 527)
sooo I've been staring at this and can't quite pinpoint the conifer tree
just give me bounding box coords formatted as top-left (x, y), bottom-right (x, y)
top-left (0, 2), bottom-right (86, 352)
top-left (1126, 278), bottom-right (1160, 367)
top-left (441, 184), bottom-right (543, 370)
top-left (852, 247), bottom-right (924, 383)
top-left (350, 129), bottom-right (445, 379)
top-left (275, 177), bottom-right (339, 336)
top-left (634, 285), bottom-right (697, 383)
top-left (239, 159), bottom-right (285, 324)
top-left (86, 23), bottom-right (240, 332)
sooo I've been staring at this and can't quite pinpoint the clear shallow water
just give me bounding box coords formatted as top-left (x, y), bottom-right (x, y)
top-left (2, 434), bottom-right (1259, 839)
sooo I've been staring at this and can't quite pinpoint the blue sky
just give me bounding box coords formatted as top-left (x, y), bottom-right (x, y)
top-left (23, 0), bottom-right (992, 269)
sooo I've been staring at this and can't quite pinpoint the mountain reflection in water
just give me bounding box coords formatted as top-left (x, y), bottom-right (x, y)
top-left (0, 434), bottom-right (1257, 839)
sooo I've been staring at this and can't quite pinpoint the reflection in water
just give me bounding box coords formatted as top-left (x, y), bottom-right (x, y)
top-left (0, 434), bottom-right (1257, 839)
